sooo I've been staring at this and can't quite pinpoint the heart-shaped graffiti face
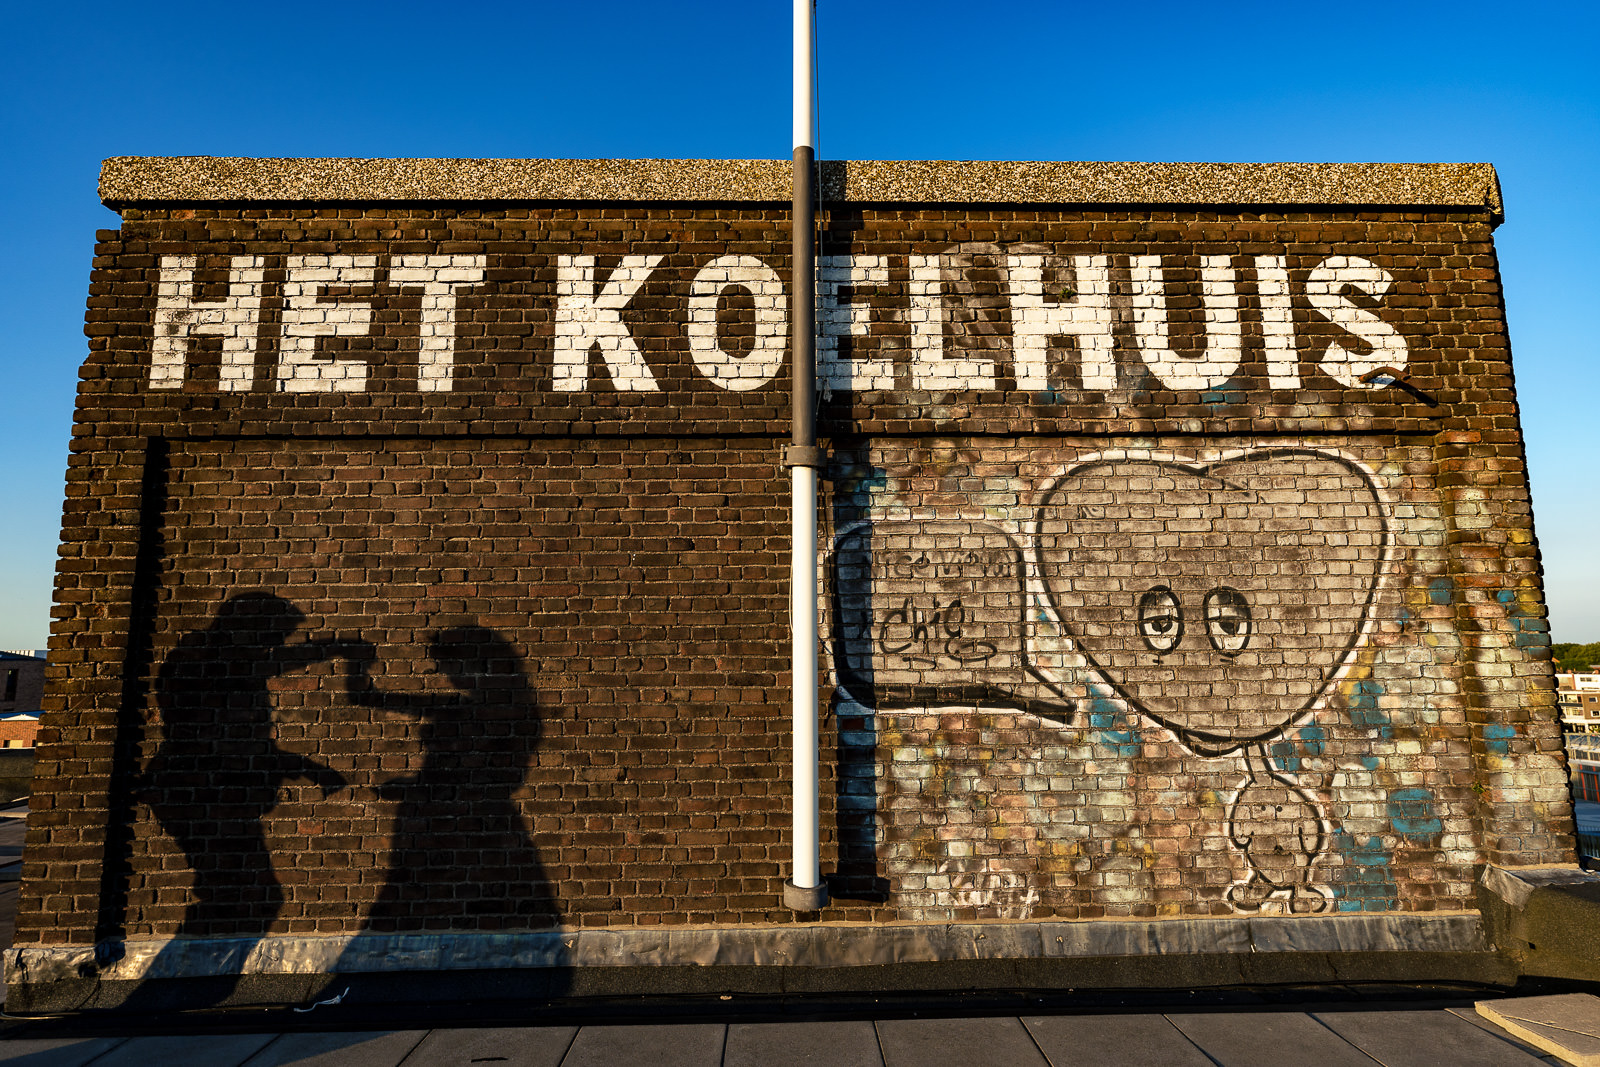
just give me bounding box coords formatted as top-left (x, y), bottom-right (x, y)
top-left (1034, 449), bottom-right (1387, 752)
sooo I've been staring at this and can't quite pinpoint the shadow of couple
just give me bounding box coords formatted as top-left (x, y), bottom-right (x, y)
top-left (128, 591), bottom-right (558, 1006)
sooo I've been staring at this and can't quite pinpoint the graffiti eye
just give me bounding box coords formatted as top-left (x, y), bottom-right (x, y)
top-left (1137, 586), bottom-right (1183, 654)
top-left (1203, 587), bottom-right (1252, 654)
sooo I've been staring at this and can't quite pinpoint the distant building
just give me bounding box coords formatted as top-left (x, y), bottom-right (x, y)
top-left (1570, 732), bottom-right (1600, 799)
top-left (1557, 672), bottom-right (1600, 732)
top-left (0, 651), bottom-right (45, 749)
top-left (1561, 672), bottom-right (1600, 867)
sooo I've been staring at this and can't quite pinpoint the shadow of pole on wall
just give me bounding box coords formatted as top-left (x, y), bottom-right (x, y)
top-left (818, 204), bottom-right (889, 903)
top-left (826, 444), bottom-right (890, 903)
top-left (95, 437), bottom-right (171, 961)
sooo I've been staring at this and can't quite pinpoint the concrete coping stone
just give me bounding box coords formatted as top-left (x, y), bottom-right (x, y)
top-left (7, 912), bottom-right (1487, 986)
top-left (98, 158), bottom-right (1504, 219)
top-left (1480, 865), bottom-right (1600, 909)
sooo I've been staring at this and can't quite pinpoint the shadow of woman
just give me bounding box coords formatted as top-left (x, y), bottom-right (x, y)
top-left (344, 626), bottom-right (560, 935)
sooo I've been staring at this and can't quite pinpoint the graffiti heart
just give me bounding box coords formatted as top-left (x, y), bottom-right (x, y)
top-left (1032, 448), bottom-right (1390, 756)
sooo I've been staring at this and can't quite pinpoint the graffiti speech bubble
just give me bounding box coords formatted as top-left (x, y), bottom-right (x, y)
top-left (829, 519), bottom-right (1073, 720)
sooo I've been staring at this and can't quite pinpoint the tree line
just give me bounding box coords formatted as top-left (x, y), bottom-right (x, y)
top-left (1553, 643), bottom-right (1600, 672)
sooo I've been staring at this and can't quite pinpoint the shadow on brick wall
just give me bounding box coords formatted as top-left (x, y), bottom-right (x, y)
top-left (340, 625), bottom-right (560, 934)
top-left (827, 440), bottom-right (889, 904)
top-left (115, 598), bottom-right (565, 1009)
top-left (117, 593), bottom-right (368, 1008)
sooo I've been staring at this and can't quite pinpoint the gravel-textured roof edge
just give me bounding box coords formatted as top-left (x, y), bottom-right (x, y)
top-left (99, 157), bottom-right (1504, 219)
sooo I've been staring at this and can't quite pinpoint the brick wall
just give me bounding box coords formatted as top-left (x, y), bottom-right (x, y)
top-left (0, 657), bottom-right (45, 717)
top-left (14, 163), bottom-right (1568, 975)
top-left (0, 720), bottom-right (40, 749)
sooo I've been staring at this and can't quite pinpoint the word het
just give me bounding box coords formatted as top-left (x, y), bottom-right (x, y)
top-left (151, 255), bottom-right (486, 392)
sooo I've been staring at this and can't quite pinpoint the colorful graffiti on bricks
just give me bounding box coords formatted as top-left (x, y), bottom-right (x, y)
top-left (826, 445), bottom-right (1413, 916)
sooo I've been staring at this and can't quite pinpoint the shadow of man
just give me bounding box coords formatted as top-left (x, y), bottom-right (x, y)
top-left (127, 592), bottom-right (368, 1008)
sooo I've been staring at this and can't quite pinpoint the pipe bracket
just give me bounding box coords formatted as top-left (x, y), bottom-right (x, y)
top-left (784, 445), bottom-right (828, 469)
top-left (783, 878), bottom-right (830, 912)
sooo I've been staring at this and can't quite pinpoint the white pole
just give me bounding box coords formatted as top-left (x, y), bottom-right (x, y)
top-left (793, 0), bottom-right (813, 150)
top-left (791, 464), bottom-right (821, 895)
top-left (784, 0), bottom-right (826, 912)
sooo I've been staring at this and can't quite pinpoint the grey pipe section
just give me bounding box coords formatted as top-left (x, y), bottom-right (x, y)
top-left (792, 146), bottom-right (816, 450)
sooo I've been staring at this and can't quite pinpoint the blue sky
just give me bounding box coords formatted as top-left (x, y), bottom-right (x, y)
top-left (1, 1), bottom-right (1596, 650)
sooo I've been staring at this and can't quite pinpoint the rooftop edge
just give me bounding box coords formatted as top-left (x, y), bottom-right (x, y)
top-left (98, 158), bottom-right (1504, 219)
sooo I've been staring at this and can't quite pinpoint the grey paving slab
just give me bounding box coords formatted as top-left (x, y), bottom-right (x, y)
top-left (1316, 1009), bottom-right (1546, 1066)
top-left (559, 1024), bottom-right (725, 1067)
top-left (83, 1033), bottom-right (278, 1067)
top-left (0, 819), bottom-right (26, 858)
top-left (400, 1027), bottom-right (577, 1067)
top-left (1479, 995), bottom-right (1600, 1065)
top-left (725, 1020), bottom-right (882, 1067)
top-left (1166, 1012), bottom-right (1375, 1067)
top-left (0, 1038), bottom-right (126, 1067)
top-left (1488, 994), bottom-right (1600, 1037)
top-left (1023, 1013), bottom-right (1214, 1067)
top-left (241, 1031), bottom-right (427, 1067)
top-left (1447, 1009), bottom-right (1564, 1064)
top-left (874, 1017), bottom-right (1046, 1067)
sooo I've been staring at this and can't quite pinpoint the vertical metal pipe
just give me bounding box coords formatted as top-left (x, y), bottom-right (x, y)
top-left (792, 151), bottom-right (816, 449)
top-left (784, 0), bottom-right (827, 912)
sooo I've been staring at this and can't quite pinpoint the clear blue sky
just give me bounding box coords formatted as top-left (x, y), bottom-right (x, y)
top-left (2, 1), bottom-right (1595, 650)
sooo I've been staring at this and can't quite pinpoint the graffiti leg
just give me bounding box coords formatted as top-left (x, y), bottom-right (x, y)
top-left (1225, 744), bottom-right (1330, 914)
